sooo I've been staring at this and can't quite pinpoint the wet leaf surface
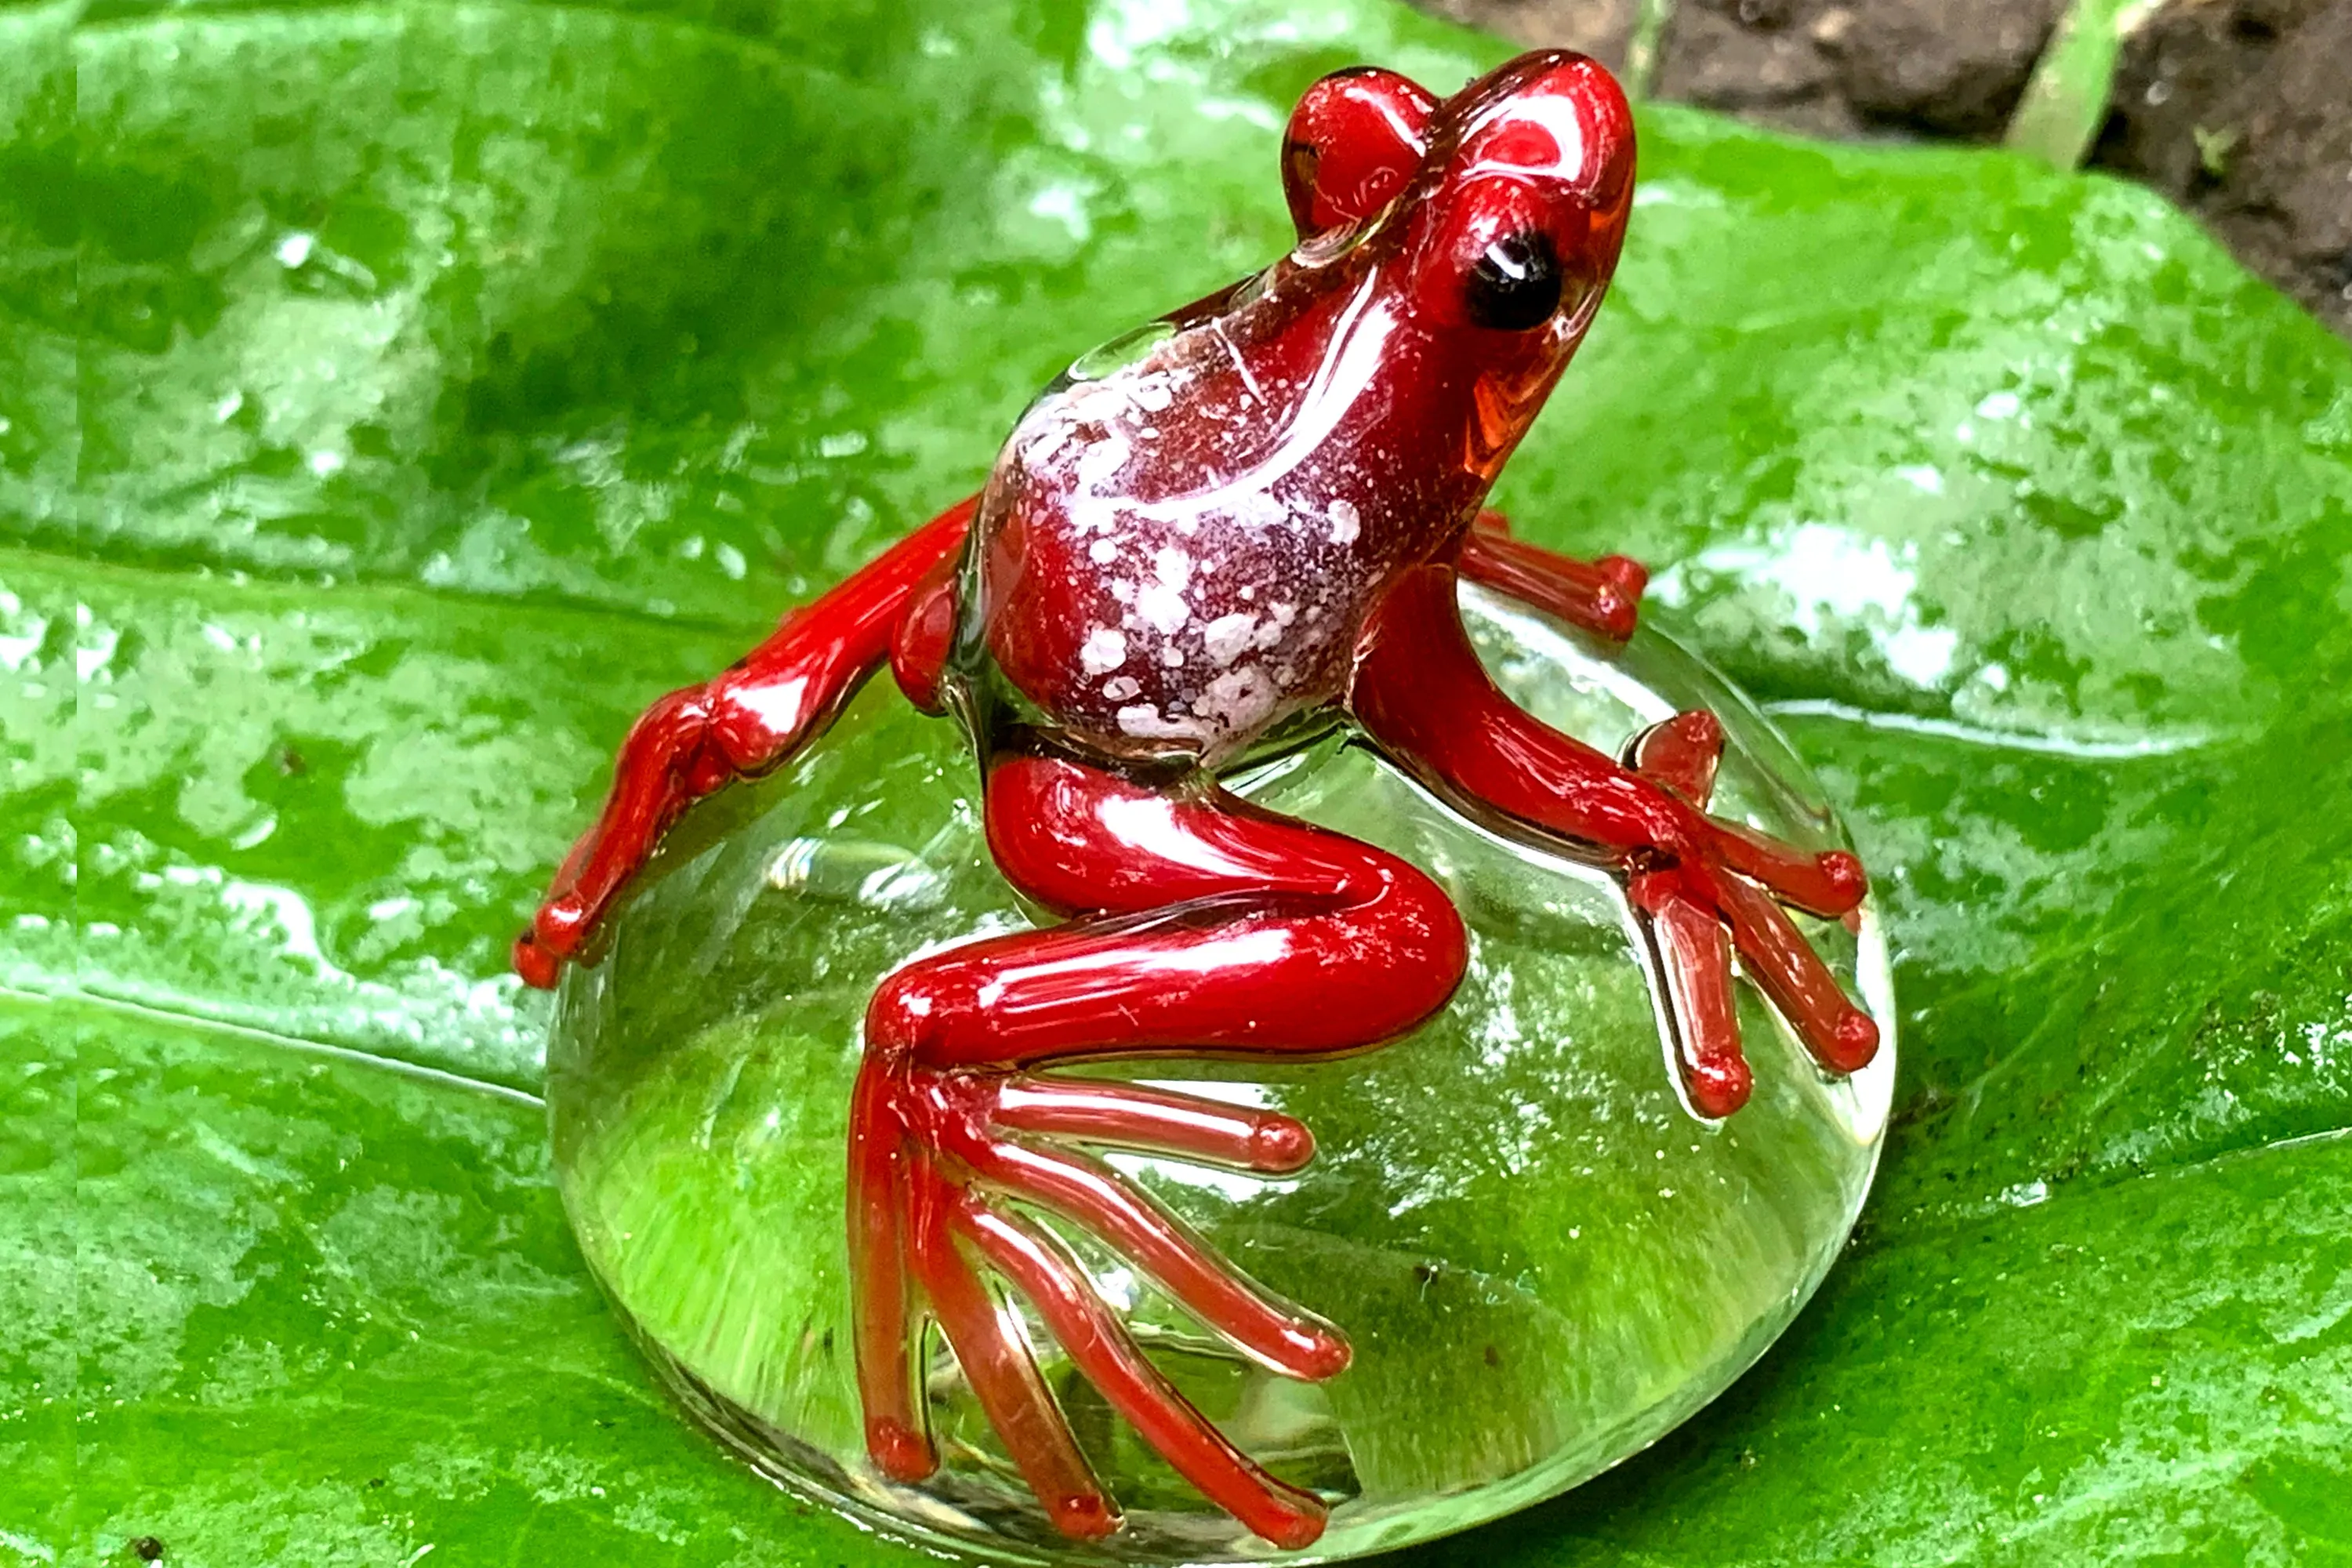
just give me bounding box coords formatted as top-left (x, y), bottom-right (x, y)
top-left (7, 0), bottom-right (2350, 1561)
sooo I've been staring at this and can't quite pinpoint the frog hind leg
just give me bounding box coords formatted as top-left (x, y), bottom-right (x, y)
top-left (1349, 564), bottom-right (1875, 1120)
top-left (849, 750), bottom-right (1468, 1545)
top-left (514, 495), bottom-right (975, 988)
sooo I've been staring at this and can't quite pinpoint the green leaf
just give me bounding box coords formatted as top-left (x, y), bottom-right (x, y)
top-left (11, 0), bottom-right (2350, 1561)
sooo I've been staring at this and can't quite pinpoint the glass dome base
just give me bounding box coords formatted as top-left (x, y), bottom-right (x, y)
top-left (546, 586), bottom-right (1895, 1565)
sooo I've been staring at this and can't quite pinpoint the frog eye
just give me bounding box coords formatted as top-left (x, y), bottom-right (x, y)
top-left (1464, 230), bottom-right (1564, 331)
top-left (1282, 67), bottom-right (1436, 237)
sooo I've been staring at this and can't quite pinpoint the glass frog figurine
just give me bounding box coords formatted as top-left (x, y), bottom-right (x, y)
top-left (527, 49), bottom-right (1894, 1565)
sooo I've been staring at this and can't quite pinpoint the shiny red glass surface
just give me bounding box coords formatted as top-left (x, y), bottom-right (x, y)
top-left (521, 49), bottom-right (1875, 1548)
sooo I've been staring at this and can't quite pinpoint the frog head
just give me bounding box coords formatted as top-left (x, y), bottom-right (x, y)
top-left (1263, 51), bottom-right (1636, 491)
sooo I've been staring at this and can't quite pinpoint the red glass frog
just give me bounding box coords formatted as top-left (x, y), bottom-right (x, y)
top-left (518, 51), bottom-right (1878, 1551)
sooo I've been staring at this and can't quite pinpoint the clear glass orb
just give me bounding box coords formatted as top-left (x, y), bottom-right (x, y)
top-left (546, 585), bottom-right (1895, 1564)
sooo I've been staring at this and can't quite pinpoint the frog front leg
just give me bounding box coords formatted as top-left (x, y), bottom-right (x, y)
top-left (850, 750), bottom-right (1469, 1546)
top-left (515, 495), bottom-right (975, 987)
top-left (1461, 510), bottom-right (1650, 643)
top-left (1350, 564), bottom-right (1876, 1118)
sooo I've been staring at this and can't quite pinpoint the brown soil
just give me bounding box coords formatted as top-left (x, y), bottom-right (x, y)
top-left (2099, 1), bottom-right (2352, 336)
top-left (1416, 0), bottom-right (2352, 339)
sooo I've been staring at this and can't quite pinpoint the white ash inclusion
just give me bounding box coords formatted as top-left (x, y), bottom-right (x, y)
top-left (998, 338), bottom-right (1386, 763)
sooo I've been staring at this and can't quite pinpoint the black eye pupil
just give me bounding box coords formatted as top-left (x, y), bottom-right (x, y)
top-left (1466, 230), bottom-right (1563, 331)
